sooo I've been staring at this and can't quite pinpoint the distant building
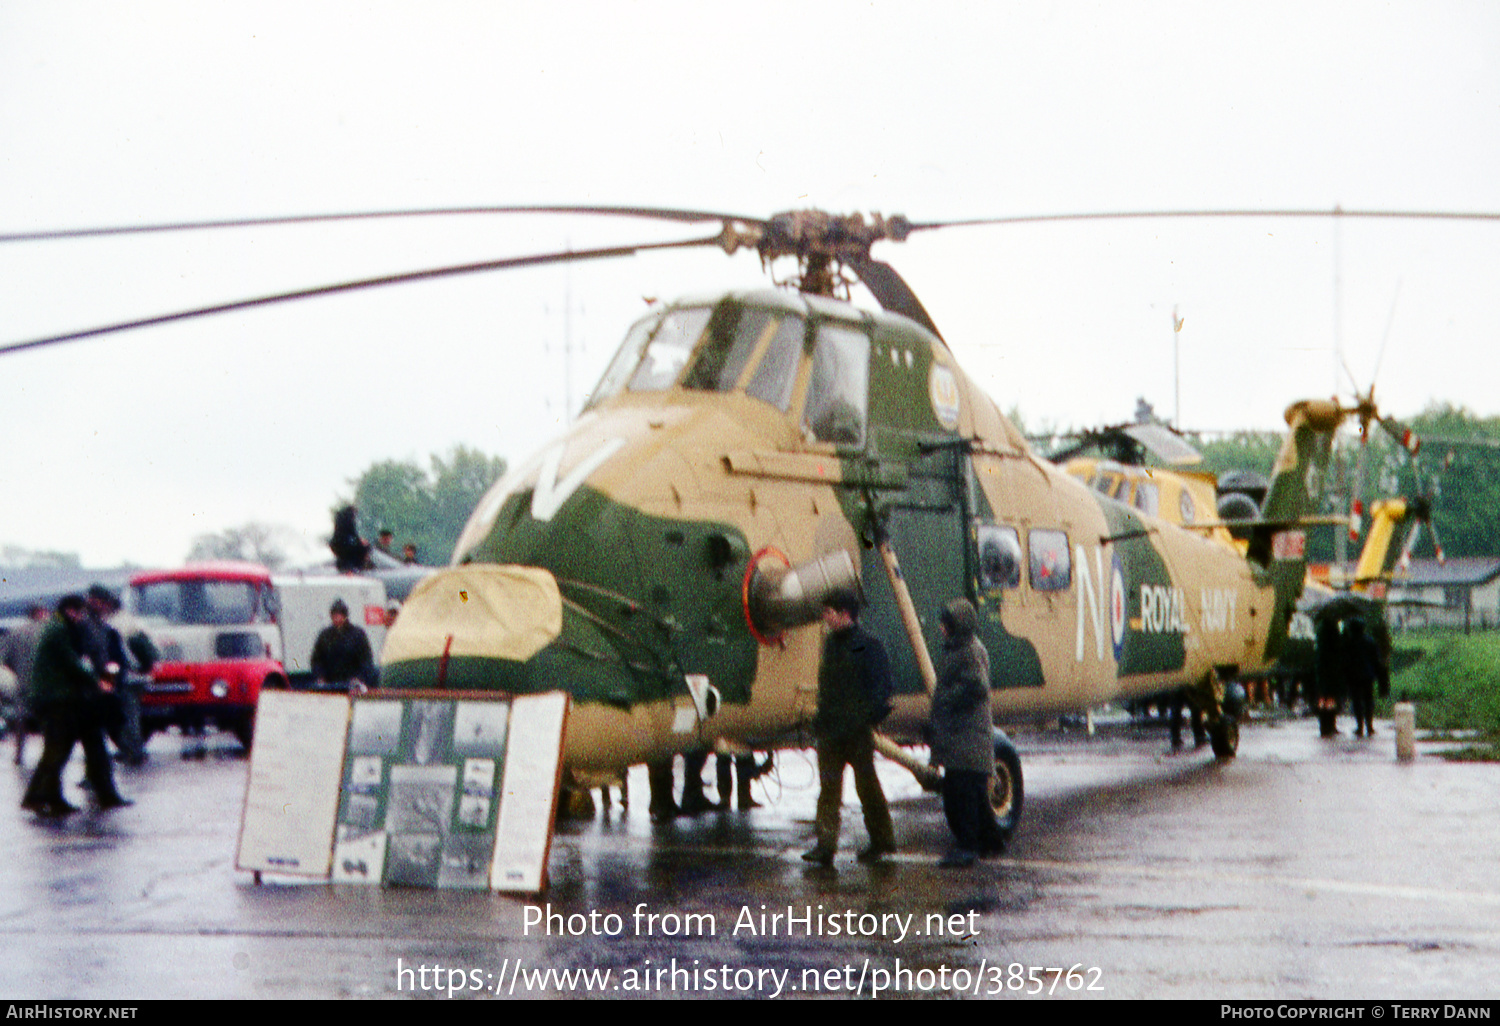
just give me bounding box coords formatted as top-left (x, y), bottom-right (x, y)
top-left (1386, 557), bottom-right (1500, 632)
top-left (0, 566), bottom-right (139, 629)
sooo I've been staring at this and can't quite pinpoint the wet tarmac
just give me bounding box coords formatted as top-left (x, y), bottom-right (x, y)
top-left (2, 713), bottom-right (1498, 1000)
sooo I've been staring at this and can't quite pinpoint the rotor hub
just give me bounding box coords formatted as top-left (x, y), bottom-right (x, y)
top-left (734, 210), bottom-right (911, 297)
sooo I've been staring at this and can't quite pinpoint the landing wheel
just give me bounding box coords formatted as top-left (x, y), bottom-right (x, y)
top-left (1208, 716), bottom-right (1239, 758)
top-left (991, 731), bottom-right (1024, 836)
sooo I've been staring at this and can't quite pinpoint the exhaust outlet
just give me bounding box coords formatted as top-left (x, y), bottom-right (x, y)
top-left (743, 549), bottom-right (859, 644)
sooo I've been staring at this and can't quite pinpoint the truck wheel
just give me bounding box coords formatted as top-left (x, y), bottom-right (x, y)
top-left (233, 716), bottom-right (254, 751)
top-left (991, 730), bottom-right (1024, 836)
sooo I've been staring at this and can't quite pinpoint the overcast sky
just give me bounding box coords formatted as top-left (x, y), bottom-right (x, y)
top-left (3, 2), bottom-right (1498, 568)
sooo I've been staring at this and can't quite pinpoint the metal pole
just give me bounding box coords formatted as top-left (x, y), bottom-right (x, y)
top-left (1172, 305), bottom-right (1182, 428)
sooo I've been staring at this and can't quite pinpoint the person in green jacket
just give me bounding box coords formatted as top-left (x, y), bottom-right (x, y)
top-left (21, 595), bottom-right (132, 817)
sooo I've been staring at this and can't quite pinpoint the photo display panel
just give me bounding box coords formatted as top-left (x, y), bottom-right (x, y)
top-left (329, 691), bottom-right (567, 892)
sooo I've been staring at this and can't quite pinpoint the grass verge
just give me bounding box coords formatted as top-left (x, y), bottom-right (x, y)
top-left (1383, 629), bottom-right (1500, 760)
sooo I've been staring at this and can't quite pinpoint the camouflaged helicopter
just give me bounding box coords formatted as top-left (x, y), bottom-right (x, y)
top-left (364, 207), bottom-right (1361, 837)
top-left (2, 205), bottom-right (1429, 840)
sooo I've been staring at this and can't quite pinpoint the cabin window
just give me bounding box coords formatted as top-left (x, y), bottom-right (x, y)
top-left (628, 307), bottom-right (713, 392)
top-left (682, 305), bottom-right (775, 394)
top-left (745, 315), bottom-right (805, 412)
top-left (802, 322), bottom-right (869, 447)
top-left (1178, 487), bottom-right (1196, 523)
top-left (977, 525), bottom-right (1023, 591)
top-left (1027, 529), bottom-right (1072, 592)
top-left (1133, 481), bottom-right (1160, 517)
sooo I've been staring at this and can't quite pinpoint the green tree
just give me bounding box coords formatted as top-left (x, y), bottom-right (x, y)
top-left (1191, 406), bottom-right (1500, 562)
top-left (1395, 404), bottom-right (1500, 559)
top-left (1192, 430), bottom-right (1280, 482)
top-left (346, 446), bottom-right (508, 565)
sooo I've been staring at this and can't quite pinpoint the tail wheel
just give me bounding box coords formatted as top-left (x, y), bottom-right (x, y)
top-left (991, 730), bottom-right (1024, 835)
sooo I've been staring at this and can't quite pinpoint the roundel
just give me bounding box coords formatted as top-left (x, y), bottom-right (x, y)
top-left (928, 364), bottom-right (961, 430)
top-left (1109, 553), bottom-right (1127, 662)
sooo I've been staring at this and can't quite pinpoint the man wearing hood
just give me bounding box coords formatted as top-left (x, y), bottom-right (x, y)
top-left (931, 598), bottom-right (1004, 867)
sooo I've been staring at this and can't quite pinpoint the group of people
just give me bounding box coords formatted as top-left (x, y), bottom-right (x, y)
top-left (5, 588), bottom-right (381, 818)
top-left (634, 588), bottom-right (1005, 869)
top-left (7, 571), bottom-right (1002, 861)
top-left (331, 506), bottom-right (419, 573)
top-left (5, 586), bottom-right (151, 818)
top-left (645, 750), bottom-right (770, 819)
top-left (801, 589), bottom-right (1005, 869)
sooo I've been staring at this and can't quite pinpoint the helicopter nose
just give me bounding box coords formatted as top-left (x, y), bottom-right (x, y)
top-left (380, 564), bottom-right (564, 689)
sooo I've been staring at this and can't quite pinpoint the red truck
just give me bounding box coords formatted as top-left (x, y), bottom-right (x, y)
top-left (125, 562), bottom-right (287, 748)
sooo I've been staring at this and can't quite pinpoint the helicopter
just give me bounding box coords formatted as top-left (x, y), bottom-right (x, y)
top-left (362, 207), bottom-right (1362, 836)
top-left (3, 204), bottom-right (1473, 843)
top-left (1043, 415), bottom-right (1241, 549)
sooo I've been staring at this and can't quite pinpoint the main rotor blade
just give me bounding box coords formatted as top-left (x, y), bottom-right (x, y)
top-left (0, 204), bottom-right (762, 244)
top-left (845, 255), bottom-right (944, 340)
top-left (903, 208), bottom-right (1500, 233)
top-left (0, 233), bottom-right (726, 357)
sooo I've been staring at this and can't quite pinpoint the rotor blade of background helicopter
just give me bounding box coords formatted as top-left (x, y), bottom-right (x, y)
top-left (0, 204), bottom-right (763, 244)
top-left (902, 208), bottom-right (1500, 233)
top-left (0, 232), bottom-right (727, 357)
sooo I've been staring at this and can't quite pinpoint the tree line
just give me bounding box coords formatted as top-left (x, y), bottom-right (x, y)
top-left (1191, 402), bottom-right (1500, 562)
top-left (187, 445), bottom-right (508, 570)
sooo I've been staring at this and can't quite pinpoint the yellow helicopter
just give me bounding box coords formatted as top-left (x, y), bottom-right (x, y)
top-left (1, 205), bottom-right (1456, 841)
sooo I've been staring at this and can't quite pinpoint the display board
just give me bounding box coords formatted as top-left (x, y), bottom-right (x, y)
top-left (236, 690), bottom-right (351, 877)
top-left (490, 692), bottom-right (570, 892)
top-left (239, 689), bottom-right (568, 893)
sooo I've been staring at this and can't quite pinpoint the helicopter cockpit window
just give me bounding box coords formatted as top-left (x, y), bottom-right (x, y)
top-left (1089, 470), bottom-right (1125, 499)
top-left (628, 306), bottom-right (713, 392)
top-left (801, 323), bottom-right (869, 447)
top-left (977, 525), bottom-right (1023, 591)
top-left (682, 305), bottom-right (775, 394)
top-left (1028, 529), bottom-right (1072, 592)
top-left (744, 315), bottom-right (805, 412)
top-left (1133, 481), bottom-right (1160, 517)
top-left (588, 314), bottom-right (660, 407)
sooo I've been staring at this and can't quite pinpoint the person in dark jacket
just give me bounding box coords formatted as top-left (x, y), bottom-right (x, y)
top-left (330, 505), bottom-right (372, 573)
top-left (310, 599), bottom-right (377, 692)
top-left (802, 589), bottom-right (895, 866)
top-left (85, 584), bottom-right (147, 765)
top-left (21, 595), bottom-right (132, 816)
top-left (1346, 619), bottom-right (1383, 738)
top-left (930, 598), bottom-right (1004, 867)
